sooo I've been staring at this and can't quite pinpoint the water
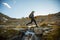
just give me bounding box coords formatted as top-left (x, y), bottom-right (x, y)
top-left (22, 30), bottom-right (38, 40)
top-left (11, 27), bottom-right (53, 40)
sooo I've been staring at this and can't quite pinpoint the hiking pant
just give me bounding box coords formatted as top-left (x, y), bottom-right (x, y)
top-left (26, 18), bottom-right (38, 27)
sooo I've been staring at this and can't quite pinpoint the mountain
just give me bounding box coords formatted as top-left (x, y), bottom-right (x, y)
top-left (39, 12), bottom-right (60, 26)
top-left (0, 12), bottom-right (60, 27)
top-left (0, 12), bottom-right (10, 24)
top-left (0, 12), bottom-right (17, 25)
top-left (0, 13), bottom-right (11, 19)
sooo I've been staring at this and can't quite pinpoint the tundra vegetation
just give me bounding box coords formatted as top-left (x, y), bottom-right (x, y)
top-left (0, 12), bottom-right (60, 40)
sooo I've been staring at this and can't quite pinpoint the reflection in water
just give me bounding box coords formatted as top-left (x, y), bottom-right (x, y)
top-left (22, 29), bottom-right (38, 40)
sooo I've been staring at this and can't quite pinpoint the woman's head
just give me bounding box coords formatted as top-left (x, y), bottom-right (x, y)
top-left (31, 11), bottom-right (35, 14)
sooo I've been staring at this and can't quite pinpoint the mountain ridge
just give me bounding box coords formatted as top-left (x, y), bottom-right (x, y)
top-left (0, 12), bottom-right (60, 27)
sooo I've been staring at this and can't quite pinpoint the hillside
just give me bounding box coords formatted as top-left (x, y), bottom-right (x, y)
top-left (0, 12), bottom-right (60, 27)
top-left (0, 12), bottom-right (60, 40)
top-left (40, 12), bottom-right (60, 26)
top-left (0, 12), bottom-right (19, 25)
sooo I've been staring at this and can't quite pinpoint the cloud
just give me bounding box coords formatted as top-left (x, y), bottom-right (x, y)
top-left (2, 2), bottom-right (11, 8)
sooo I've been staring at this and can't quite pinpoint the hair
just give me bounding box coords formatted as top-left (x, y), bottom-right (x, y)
top-left (31, 11), bottom-right (35, 13)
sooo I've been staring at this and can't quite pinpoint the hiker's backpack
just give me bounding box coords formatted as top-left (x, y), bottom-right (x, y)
top-left (29, 13), bottom-right (34, 18)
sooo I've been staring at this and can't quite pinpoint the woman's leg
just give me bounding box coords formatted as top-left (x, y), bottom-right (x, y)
top-left (26, 19), bottom-right (33, 25)
top-left (33, 19), bottom-right (38, 27)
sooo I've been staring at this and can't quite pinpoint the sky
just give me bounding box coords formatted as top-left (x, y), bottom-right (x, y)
top-left (0, 0), bottom-right (60, 18)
